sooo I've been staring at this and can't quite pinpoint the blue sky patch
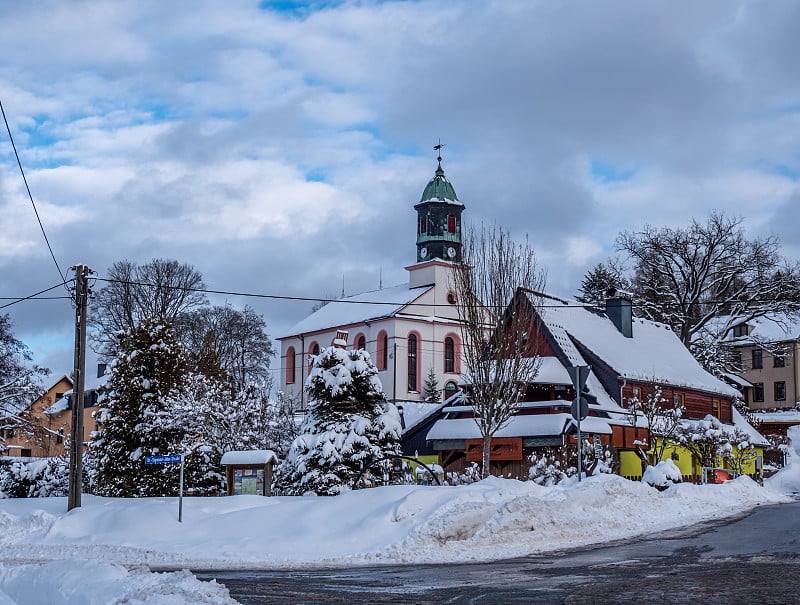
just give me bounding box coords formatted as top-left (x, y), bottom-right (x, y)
top-left (590, 160), bottom-right (636, 183)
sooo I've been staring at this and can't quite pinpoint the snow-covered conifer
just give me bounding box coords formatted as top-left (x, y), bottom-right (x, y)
top-left (274, 346), bottom-right (401, 496)
top-left (89, 319), bottom-right (190, 497)
top-left (422, 367), bottom-right (441, 403)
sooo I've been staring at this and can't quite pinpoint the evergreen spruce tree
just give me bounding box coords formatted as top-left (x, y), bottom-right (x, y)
top-left (575, 261), bottom-right (631, 306)
top-left (274, 346), bottom-right (401, 495)
top-left (422, 367), bottom-right (441, 403)
top-left (89, 319), bottom-right (189, 497)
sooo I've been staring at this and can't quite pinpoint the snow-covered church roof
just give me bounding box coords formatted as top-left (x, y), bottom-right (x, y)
top-left (527, 291), bottom-right (738, 400)
top-left (280, 282), bottom-right (432, 338)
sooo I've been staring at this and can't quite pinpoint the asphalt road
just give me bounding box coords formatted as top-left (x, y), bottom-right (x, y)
top-left (196, 500), bottom-right (800, 604)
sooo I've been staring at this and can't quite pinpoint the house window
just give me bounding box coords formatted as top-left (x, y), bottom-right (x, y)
top-left (356, 334), bottom-right (366, 350)
top-left (673, 393), bottom-right (684, 408)
top-left (774, 349), bottom-right (786, 368)
top-left (419, 216), bottom-right (427, 234)
top-left (732, 324), bottom-right (748, 337)
top-left (408, 333), bottom-right (418, 392)
top-left (712, 400), bottom-right (720, 418)
top-left (753, 382), bottom-right (764, 402)
top-left (732, 351), bottom-right (743, 370)
top-left (752, 349), bottom-right (763, 369)
top-left (286, 347), bottom-right (296, 384)
top-left (56, 429), bottom-right (64, 445)
top-left (444, 337), bottom-right (455, 373)
top-left (632, 386), bottom-right (642, 401)
top-left (377, 331), bottom-right (388, 371)
top-left (775, 381), bottom-right (786, 401)
top-left (447, 214), bottom-right (456, 234)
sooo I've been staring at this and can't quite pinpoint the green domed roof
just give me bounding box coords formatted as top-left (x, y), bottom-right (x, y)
top-left (419, 160), bottom-right (460, 204)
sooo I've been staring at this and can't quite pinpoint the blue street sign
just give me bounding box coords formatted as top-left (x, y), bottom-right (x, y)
top-left (145, 455), bottom-right (182, 464)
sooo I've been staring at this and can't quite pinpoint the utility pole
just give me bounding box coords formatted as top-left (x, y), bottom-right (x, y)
top-left (68, 264), bottom-right (91, 511)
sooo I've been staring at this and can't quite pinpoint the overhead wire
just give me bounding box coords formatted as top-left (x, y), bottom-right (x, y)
top-left (0, 97), bottom-right (73, 300)
top-left (0, 281), bottom-right (75, 310)
top-left (93, 277), bottom-right (599, 310)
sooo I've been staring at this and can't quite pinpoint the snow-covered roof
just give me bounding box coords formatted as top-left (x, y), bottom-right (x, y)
top-left (426, 412), bottom-right (612, 441)
top-left (722, 372), bottom-right (753, 389)
top-left (753, 410), bottom-right (800, 423)
top-left (731, 407), bottom-right (770, 447)
top-left (397, 401), bottom-right (447, 434)
top-left (279, 283), bottom-right (431, 338)
top-left (529, 292), bottom-right (739, 400)
top-left (220, 450), bottom-right (278, 466)
top-left (721, 315), bottom-right (800, 345)
top-left (457, 357), bottom-right (573, 388)
top-left (44, 398), bottom-right (69, 415)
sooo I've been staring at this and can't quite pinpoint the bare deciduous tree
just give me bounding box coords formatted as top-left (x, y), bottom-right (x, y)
top-left (90, 258), bottom-right (207, 356)
top-left (616, 212), bottom-right (800, 350)
top-left (177, 304), bottom-right (275, 390)
top-left (0, 314), bottom-right (49, 453)
top-left (625, 385), bottom-right (684, 465)
top-left (451, 224), bottom-right (546, 478)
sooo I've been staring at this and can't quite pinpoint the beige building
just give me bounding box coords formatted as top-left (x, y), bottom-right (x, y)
top-left (2, 368), bottom-right (106, 458)
top-left (725, 318), bottom-right (800, 410)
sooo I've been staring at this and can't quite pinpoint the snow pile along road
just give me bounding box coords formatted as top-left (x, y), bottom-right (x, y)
top-left (0, 560), bottom-right (237, 605)
top-left (765, 425), bottom-right (800, 496)
top-left (1, 456), bottom-right (797, 604)
top-left (0, 473), bottom-right (790, 572)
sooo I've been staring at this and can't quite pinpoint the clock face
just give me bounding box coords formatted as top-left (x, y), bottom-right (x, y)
top-left (447, 246), bottom-right (456, 258)
top-left (420, 247), bottom-right (428, 259)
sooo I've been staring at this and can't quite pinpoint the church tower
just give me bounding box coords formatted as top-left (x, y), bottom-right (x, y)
top-left (414, 155), bottom-right (464, 263)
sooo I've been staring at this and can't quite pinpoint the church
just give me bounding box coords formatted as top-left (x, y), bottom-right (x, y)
top-left (278, 158), bottom-right (468, 409)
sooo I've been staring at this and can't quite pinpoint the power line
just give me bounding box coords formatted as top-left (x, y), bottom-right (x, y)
top-left (0, 281), bottom-right (74, 310)
top-left (93, 277), bottom-right (599, 310)
top-left (0, 97), bottom-right (72, 299)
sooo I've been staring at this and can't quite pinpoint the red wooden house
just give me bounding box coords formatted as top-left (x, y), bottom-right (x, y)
top-left (426, 290), bottom-right (748, 479)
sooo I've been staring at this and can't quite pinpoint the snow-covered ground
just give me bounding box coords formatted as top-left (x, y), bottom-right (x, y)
top-left (2, 431), bottom-right (799, 604)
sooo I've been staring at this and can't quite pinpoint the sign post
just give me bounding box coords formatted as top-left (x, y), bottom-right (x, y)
top-left (567, 365), bottom-right (592, 482)
top-left (145, 454), bottom-right (184, 522)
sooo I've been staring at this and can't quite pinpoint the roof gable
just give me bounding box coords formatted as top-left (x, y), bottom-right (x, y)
top-left (279, 283), bottom-right (432, 338)
top-left (526, 291), bottom-right (738, 399)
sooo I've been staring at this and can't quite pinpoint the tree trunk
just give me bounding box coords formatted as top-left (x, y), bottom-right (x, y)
top-left (482, 435), bottom-right (492, 479)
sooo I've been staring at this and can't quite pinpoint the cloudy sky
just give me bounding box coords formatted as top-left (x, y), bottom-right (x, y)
top-left (1, 0), bottom-right (799, 378)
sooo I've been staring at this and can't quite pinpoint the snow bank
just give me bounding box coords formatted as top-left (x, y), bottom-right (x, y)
top-left (0, 560), bottom-right (236, 605)
top-left (2, 430), bottom-right (799, 604)
top-left (0, 475), bottom-right (789, 572)
top-left (765, 425), bottom-right (800, 496)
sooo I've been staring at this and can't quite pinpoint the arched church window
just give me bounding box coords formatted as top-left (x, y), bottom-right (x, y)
top-left (286, 347), bottom-right (296, 384)
top-left (444, 337), bottom-right (455, 373)
top-left (357, 334), bottom-right (366, 350)
top-left (408, 333), bottom-right (418, 392)
top-left (377, 331), bottom-right (388, 370)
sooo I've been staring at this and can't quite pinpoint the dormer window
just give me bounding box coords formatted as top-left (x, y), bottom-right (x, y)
top-left (732, 324), bottom-right (748, 337)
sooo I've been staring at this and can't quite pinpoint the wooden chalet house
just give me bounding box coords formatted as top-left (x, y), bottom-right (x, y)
top-left (427, 290), bottom-right (765, 481)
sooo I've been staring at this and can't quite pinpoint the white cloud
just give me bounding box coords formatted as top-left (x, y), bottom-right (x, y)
top-left (0, 0), bottom-right (799, 371)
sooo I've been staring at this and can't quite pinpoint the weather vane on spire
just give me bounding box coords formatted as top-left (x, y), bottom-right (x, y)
top-left (433, 139), bottom-right (445, 163)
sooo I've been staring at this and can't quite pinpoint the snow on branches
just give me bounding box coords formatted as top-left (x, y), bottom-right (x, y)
top-left (274, 347), bottom-right (401, 496)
